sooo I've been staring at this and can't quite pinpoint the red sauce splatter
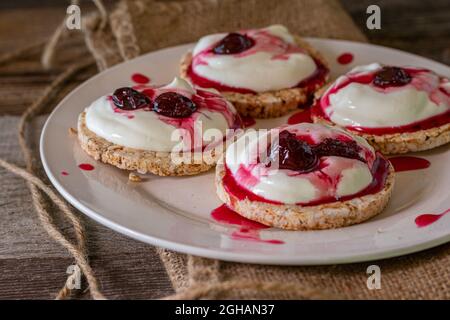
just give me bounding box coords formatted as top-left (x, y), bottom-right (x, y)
top-left (211, 204), bottom-right (284, 244)
top-left (241, 115), bottom-right (256, 127)
top-left (61, 171), bottom-right (69, 176)
top-left (337, 52), bottom-right (354, 65)
top-left (389, 156), bottom-right (430, 172)
top-left (131, 73), bottom-right (150, 84)
top-left (415, 209), bottom-right (450, 228)
top-left (78, 163), bottom-right (95, 171)
top-left (287, 109), bottom-right (312, 124)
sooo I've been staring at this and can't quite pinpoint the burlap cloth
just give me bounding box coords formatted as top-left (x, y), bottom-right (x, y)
top-left (10, 0), bottom-right (448, 299)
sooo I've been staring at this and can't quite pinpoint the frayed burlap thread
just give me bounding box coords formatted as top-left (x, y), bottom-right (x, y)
top-left (83, 13), bottom-right (124, 71)
top-left (161, 256), bottom-right (337, 299)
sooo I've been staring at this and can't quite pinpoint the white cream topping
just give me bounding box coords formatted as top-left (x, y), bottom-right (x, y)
top-left (191, 25), bottom-right (317, 92)
top-left (336, 162), bottom-right (373, 196)
top-left (225, 123), bottom-right (375, 204)
top-left (85, 77), bottom-right (233, 152)
top-left (325, 63), bottom-right (450, 128)
top-left (163, 76), bottom-right (196, 95)
top-left (349, 63), bottom-right (381, 74)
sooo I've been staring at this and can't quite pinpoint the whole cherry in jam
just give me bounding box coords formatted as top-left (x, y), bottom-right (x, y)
top-left (153, 92), bottom-right (197, 118)
top-left (112, 87), bottom-right (151, 110)
top-left (266, 132), bottom-right (367, 172)
top-left (373, 66), bottom-right (412, 88)
top-left (314, 138), bottom-right (365, 162)
top-left (267, 130), bottom-right (318, 172)
top-left (212, 33), bottom-right (255, 55)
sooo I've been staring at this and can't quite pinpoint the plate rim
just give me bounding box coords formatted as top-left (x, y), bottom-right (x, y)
top-left (40, 38), bottom-right (450, 265)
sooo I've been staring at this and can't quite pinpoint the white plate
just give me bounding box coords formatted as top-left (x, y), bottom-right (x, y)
top-left (40, 39), bottom-right (450, 265)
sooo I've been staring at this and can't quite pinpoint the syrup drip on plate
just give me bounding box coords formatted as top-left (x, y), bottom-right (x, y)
top-left (78, 163), bottom-right (95, 171)
top-left (415, 208), bottom-right (450, 228)
top-left (211, 204), bottom-right (284, 244)
top-left (389, 156), bottom-right (430, 172)
top-left (131, 73), bottom-right (150, 84)
top-left (287, 109), bottom-right (312, 124)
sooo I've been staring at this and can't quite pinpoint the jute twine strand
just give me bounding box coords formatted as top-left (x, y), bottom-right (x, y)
top-left (0, 40), bottom-right (47, 67)
top-left (41, 19), bottom-right (68, 70)
top-left (42, 0), bottom-right (107, 69)
top-left (41, 0), bottom-right (79, 69)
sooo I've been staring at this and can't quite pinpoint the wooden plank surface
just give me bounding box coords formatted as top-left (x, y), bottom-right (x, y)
top-left (0, 0), bottom-right (449, 299)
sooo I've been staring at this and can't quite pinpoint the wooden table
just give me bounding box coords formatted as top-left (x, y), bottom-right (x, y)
top-left (0, 0), bottom-right (449, 299)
